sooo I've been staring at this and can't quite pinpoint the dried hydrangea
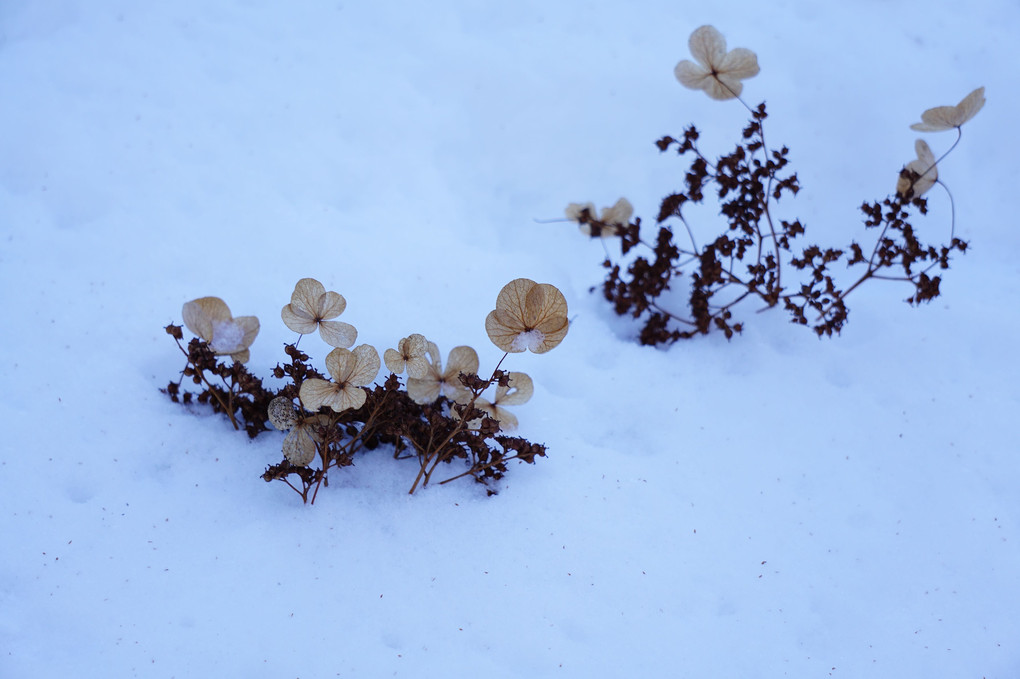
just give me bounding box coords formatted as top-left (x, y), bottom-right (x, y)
top-left (565, 198), bottom-right (634, 237)
top-left (407, 342), bottom-right (478, 405)
top-left (267, 396), bottom-right (299, 430)
top-left (182, 296), bottom-right (260, 363)
top-left (485, 279), bottom-right (568, 354)
top-left (383, 333), bottom-right (430, 379)
top-left (896, 139), bottom-right (938, 198)
top-left (299, 344), bottom-right (380, 413)
top-left (265, 397), bottom-right (321, 467)
top-left (474, 371), bottom-right (534, 431)
top-left (674, 25), bottom-right (759, 101)
top-left (910, 87), bottom-right (985, 132)
top-left (281, 278), bottom-right (357, 348)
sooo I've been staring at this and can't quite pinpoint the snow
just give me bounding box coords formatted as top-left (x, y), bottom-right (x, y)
top-left (2, 1), bottom-right (1019, 677)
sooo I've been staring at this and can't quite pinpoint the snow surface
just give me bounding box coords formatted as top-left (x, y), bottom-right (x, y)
top-left (2, 1), bottom-right (1019, 677)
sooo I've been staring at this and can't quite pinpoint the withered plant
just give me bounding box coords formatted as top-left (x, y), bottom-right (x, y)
top-left (566, 25), bottom-right (982, 343)
top-left (165, 277), bottom-right (567, 503)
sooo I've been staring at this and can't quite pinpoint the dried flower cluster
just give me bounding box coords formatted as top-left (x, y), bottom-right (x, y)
top-left (565, 25), bottom-right (981, 342)
top-left (165, 278), bottom-right (567, 502)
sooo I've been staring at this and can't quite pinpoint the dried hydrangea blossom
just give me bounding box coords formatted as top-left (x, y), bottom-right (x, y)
top-left (485, 279), bottom-right (568, 354)
top-left (383, 333), bottom-right (430, 379)
top-left (281, 278), bottom-right (357, 348)
top-left (674, 25), bottom-right (759, 101)
top-left (407, 343), bottom-right (479, 405)
top-left (566, 198), bottom-right (634, 237)
top-left (910, 87), bottom-right (985, 132)
top-left (299, 344), bottom-right (380, 412)
top-left (282, 416), bottom-right (329, 467)
top-left (474, 371), bottom-right (534, 431)
top-left (182, 296), bottom-right (260, 363)
top-left (896, 139), bottom-right (938, 197)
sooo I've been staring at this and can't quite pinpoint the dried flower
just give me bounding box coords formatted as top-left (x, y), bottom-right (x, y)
top-left (281, 278), bottom-right (357, 348)
top-left (474, 372), bottom-right (534, 431)
top-left (299, 344), bottom-right (380, 412)
top-left (407, 342), bottom-right (479, 404)
top-left (910, 87), bottom-right (985, 132)
top-left (896, 139), bottom-right (938, 197)
top-left (182, 296), bottom-right (260, 363)
top-left (485, 279), bottom-right (568, 354)
top-left (383, 333), bottom-right (430, 379)
top-left (265, 397), bottom-right (322, 466)
top-left (566, 198), bottom-right (634, 237)
top-left (674, 25), bottom-right (759, 101)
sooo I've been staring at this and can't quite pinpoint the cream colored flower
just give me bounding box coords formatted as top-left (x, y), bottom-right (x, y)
top-left (383, 333), bottom-right (430, 379)
top-left (674, 25), bottom-right (759, 101)
top-left (281, 278), bottom-right (357, 348)
top-left (566, 198), bottom-right (633, 237)
top-left (265, 397), bottom-right (323, 467)
top-left (910, 87), bottom-right (985, 132)
top-left (896, 139), bottom-right (938, 197)
top-left (182, 296), bottom-right (260, 363)
top-left (485, 279), bottom-right (568, 354)
top-left (474, 372), bottom-right (534, 432)
top-left (406, 342), bottom-right (479, 405)
top-left (299, 344), bottom-right (380, 413)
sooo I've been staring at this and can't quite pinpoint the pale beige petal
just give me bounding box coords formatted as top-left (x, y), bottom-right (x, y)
top-left (424, 340), bottom-right (442, 372)
top-left (405, 356), bottom-right (430, 380)
top-left (600, 198), bottom-right (633, 226)
top-left (283, 426), bottom-right (317, 466)
top-left (229, 348), bottom-right (251, 364)
top-left (281, 304), bottom-right (318, 334)
top-left (535, 323), bottom-right (569, 353)
top-left (494, 279), bottom-right (535, 327)
top-left (718, 47), bottom-right (760, 80)
top-left (299, 378), bottom-right (339, 411)
top-left (182, 297), bottom-right (232, 341)
top-left (524, 284), bottom-right (568, 330)
top-left (334, 385), bottom-right (368, 412)
top-left (384, 347), bottom-right (405, 374)
top-left (322, 348), bottom-right (350, 382)
top-left (674, 60), bottom-right (713, 91)
top-left (912, 105), bottom-right (959, 132)
top-left (496, 372), bottom-right (534, 406)
top-left (486, 309), bottom-right (522, 353)
top-left (290, 278), bottom-right (327, 316)
top-left (956, 86), bottom-right (985, 125)
top-left (407, 377), bottom-right (441, 404)
top-left (345, 344), bottom-right (381, 386)
top-left (444, 346), bottom-right (479, 380)
top-left (268, 396), bottom-right (298, 430)
top-left (318, 291), bottom-right (346, 320)
top-left (317, 320), bottom-right (357, 348)
top-left (897, 139), bottom-right (938, 197)
top-left (233, 315), bottom-right (260, 350)
top-left (687, 25), bottom-right (726, 68)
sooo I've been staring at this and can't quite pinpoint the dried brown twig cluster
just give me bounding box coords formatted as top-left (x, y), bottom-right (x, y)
top-left (566, 25), bottom-right (982, 343)
top-left (165, 277), bottom-right (567, 502)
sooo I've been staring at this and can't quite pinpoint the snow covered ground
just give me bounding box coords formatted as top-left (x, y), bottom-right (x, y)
top-left (2, 1), bottom-right (1018, 677)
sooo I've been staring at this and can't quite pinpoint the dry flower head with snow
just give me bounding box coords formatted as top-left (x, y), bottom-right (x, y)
top-left (281, 277), bottom-right (357, 348)
top-left (674, 25), bottom-right (759, 101)
top-left (182, 296), bottom-right (260, 363)
top-left (485, 278), bottom-right (569, 354)
top-left (897, 139), bottom-right (938, 197)
top-left (383, 333), bottom-right (430, 379)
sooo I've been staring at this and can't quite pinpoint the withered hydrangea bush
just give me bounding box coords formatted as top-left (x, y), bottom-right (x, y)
top-left (165, 277), bottom-right (567, 503)
top-left (566, 25), bottom-right (984, 343)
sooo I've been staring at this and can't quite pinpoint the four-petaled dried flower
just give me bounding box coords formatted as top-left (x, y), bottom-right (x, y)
top-left (266, 397), bottom-right (323, 467)
top-left (300, 344), bottom-right (380, 412)
top-left (407, 342), bottom-right (478, 405)
top-left (674, 25), bottom-right (759, 101)
top-left (182, 296), bottom-right (260, 363)
top-left (566, 198), bottom-right (634, 237)
top-left (897, 139), bottom-right (938, 197)
top-left (910, 87), bottom-right (985, 132)
top-left (474, 372), bottom-right (534, 431)
top-left (384, 333), bottom-right (430, 379)
top-left (281, 278), bottom-right (357, 348)
top-left (485, 279), bottom-right (569, 354)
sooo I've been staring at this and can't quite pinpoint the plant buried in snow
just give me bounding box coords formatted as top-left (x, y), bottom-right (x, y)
top-left (164, 278), bottom-right (565, 503)
top-left (565, 25), bottom-right (981, 342)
